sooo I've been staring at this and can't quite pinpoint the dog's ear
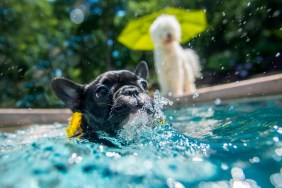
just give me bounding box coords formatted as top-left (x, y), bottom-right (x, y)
top-left (134, 61), bottom-right (149, 80)
top-left (51, 78), bottom-right (84, 112)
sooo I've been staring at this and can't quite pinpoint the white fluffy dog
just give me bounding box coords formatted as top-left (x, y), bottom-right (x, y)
top-left (150, 15), bottom-right (201, 96)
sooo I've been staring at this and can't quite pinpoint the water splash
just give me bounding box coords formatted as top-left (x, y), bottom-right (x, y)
top-left (123, 90), bottom-right (173, 129)
top-left (151, 90), bottom-right (173, 119)
top-left (116, 90), bottom-right (174, 144)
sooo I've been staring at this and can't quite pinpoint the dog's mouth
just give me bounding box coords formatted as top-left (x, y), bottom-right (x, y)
top-left (108, 95), bottom-right (153, 128)
top-left (163, 37), bottom-right (175, 45)
top-left (165, 38), bottom-right (173, 42)
top-left (110, 100), bottom-right (149, 117)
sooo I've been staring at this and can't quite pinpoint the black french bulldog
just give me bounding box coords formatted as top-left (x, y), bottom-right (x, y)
top-left (51, 61), bottom-right (153, 144)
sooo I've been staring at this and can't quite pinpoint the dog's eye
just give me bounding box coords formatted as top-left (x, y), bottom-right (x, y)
top-left (140, 81), bottom-right (148, 90)
top-left (95, 86), bottom-right (109, 98)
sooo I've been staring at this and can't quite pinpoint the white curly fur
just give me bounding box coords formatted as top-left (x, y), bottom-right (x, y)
top-left (150, 15), bottom-right (201, 96)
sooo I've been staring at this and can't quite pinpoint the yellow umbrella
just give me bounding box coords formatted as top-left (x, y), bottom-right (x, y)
top-left (117, 7), bottom-right (207, 51)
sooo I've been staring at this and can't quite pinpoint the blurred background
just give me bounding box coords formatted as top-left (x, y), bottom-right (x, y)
top-left (0, 0), bottom-right (281, 108)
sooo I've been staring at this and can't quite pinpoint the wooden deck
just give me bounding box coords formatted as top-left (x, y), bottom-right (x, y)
top-left (0, 74), bottom-right (281, 127)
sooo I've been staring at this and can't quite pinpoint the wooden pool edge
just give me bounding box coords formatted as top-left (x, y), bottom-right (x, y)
top-left (169, 73), bottom-right (282, 106)
top-left (0, 109), bottom-right (72, 126)
top-left (0, 73), bottom-right (282, 126)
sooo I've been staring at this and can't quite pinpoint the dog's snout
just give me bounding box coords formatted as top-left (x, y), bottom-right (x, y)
top-left (122, 86), bottom-right (139, 97)
top-left (167, 33), bottom-right (172, 39)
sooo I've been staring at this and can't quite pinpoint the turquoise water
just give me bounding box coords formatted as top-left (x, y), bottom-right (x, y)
top-left (1, 98), bottom-right (282, 187)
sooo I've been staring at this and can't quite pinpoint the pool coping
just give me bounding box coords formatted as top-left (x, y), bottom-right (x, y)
top-left (169, 73), bottom-right (282, 106)
top-left (0, 73), bottom-right (282, 126)
top-left (0, 109), bottom-right (71, 126)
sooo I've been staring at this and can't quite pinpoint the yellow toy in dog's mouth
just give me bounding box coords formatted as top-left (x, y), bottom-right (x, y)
top-left (66, 112), bottom-right (166, 138)
top-left (66, 112), bottom-right (83, 137)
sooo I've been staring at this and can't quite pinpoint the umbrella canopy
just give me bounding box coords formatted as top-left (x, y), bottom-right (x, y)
top-left (117, 7), bottom-right (207, 51)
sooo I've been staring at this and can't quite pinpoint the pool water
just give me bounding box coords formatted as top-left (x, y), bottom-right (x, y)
top-left (1, 98), bottom-right (282, 188)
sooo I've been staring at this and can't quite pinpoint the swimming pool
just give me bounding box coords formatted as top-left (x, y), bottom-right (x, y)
top-left (0, 97), bottom-right (282, 187)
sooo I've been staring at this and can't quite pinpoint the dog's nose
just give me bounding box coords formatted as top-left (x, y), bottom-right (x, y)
top-left (167, 33), bottom-right (172, 39)
top-left (122, 86), bottom-right (139, 97)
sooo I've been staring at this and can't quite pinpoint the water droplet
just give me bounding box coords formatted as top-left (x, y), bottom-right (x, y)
top-left (99, 145), bottom-right (104, 151)
top-left (270, 172), bottom-right (282, 187)
top-left (70, 8), bottom-right (84, 24)
top-left (231, 167), bottom-right (245, 180)
top-left (273, 137), bottom-right (279, 142)
top-left (214, 98), bottom-right (221, 105)
top-left (273, 10), bottom-right (280, 17)
top-left (275, 148), bottom-right (282, 156)
top-left (247, 2), bottom-right (251, 7)
top-left (192, 92), bottom-right (199, 99)
top-left (249, 157), bottom-right (260, 163)
top-left (276, 52), bottom-right (280, 57)
top-left (221, 163), bottom-right (229, 170)
top-left (106, 152), bottom-right (121, 158)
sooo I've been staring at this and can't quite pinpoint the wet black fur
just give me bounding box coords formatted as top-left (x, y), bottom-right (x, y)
top-left (51, 62), bottom-right (152, 144)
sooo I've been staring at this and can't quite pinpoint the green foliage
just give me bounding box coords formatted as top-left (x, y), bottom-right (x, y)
top-left (198, 0), bottom-right (282, 77)
top-left (0, 0), bottom-right (281, 107)
top-left (206, 51), bottom-right (235, 74)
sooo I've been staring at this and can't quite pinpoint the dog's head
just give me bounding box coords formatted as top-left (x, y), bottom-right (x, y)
top-left (51, 61), bottom-right (152, 135)
top-left (150, 15), bottom-right (181, 48)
